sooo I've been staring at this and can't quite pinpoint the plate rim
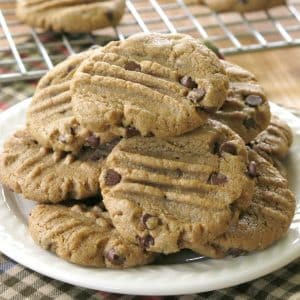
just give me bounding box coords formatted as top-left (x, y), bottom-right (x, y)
top-left (0, 98), bottom-right (299, 296)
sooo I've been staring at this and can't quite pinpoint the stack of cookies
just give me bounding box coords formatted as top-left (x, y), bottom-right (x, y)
top-left (0, 33), bottom-right (296, 269)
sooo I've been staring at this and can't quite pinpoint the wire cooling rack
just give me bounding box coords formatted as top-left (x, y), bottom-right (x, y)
top-left (0, 0), bottom-right (300, 82)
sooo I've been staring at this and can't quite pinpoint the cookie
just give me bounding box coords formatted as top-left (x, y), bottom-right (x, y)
top-left (100, 120), bottom-right (255, 255)
top-left (250, 115), bottom-right (293, 161)
top-left (27, 50), bottom-right (117, 154)
top-left (210, 60), bottom-right (270, 143)
top-left (29, 203), bottom-right (155, 268)
top-left (0, 130), bottom-right (118, 202)
top-left (71, 33), bottom-right (229, 139)
top-left (201, 0), bottom-right (285, 13)
top-left (16, 0), bottom-right (125, 33)
top-left (199, 149), bottom-right (295, 257)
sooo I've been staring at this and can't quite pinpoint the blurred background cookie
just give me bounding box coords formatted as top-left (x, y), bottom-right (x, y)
top-left (16, 0), bottom-right (125, 33)
top-left (199, 0), bottom-right (285, 12)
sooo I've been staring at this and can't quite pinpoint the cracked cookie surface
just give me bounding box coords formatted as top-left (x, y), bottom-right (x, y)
top-left (16, 0), bottom-right (125, 33)
top-left (71, 33), bottom-right (229, 139)
top-left (0, 130), bottom-right (118, 202)
top-left (29, 203), bottom-right (155, 268)
top-left (100, 120), bottom-right (255, 255)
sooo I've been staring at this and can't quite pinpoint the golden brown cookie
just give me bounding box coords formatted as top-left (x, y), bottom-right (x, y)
top-left (100, 120), bottom-right (255, 255)
top-left (201, 0), bottom-right (285, 13)
top-left (16, 0), bottom-right (125, 33)
top-left (27, 50), bottom-right (117, 154)
top-left (71, 33), bottom-right (229, 139)
top-left (250, 115), bottom-right (293, 161)
top-left (210, 60), bottom-right (270, 143)
top-left (0, 130), bottom-right (118, 202)
top-left (29, 203), bottom-right (155, 268)
top-left (199, 149), bottom-right (295, 257)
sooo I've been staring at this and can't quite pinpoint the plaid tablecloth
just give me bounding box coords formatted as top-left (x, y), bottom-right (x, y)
top-left (0, 81), bottom-right (300, 300)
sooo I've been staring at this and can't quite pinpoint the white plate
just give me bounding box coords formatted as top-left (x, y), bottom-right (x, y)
top-left (0, 99), bottom-right (299, 296)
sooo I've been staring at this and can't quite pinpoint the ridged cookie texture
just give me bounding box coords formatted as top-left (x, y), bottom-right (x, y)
top-left (210, 60), bottom-right (270, 143)
top-left (16, 0), bottom-right (125, 33)
top-left (0, 130), bottom-right (118, 202)
top-left (203, 149), bottom-right (295, 257)
top-left (201, 0), bottom-right (285, 12)
top-left (29, 203), bottom-right (155, 268)
top-left (71, 33), bottom-right (229, 139)
top-left (250, 115), bottom-right (293, 161)
top-left (100, 120), bottom-right (255, 255)
top-left (27, 50), bottom-right (117, 154)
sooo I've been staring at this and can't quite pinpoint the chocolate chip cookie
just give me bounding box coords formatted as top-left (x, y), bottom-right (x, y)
top-left (202, 0), bottom-right (285, 13)
top-left (16, 0), bottom-right (125, 33)
top-left (201, 149), bottom-right (295, 257)
top-left (0, 130), bottom-right (118, 202)
top-left (210, 60), bottom-right (271, 143)
top-left (71, 33), bottom-right (229, 139)
top-left (29, 203), bottom-right (155, 268)
top-left (250, 115), bottom-right (293, 161)
top-left (100, 120), bottom-right (255, 255)
top-left (27, 50), bottom-right (117, 154)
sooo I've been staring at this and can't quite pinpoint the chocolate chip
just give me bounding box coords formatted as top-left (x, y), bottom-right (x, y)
top-left (180, 76), bottom-right (197, 89)
top-left (141, 213), bottom-right (152, 226)
top-left (141, 213), bottom-right (158, 229)
top-left (105, 249), bottom-right (125, 265)
top-left (70, 127), bottom-right (76, 135)
top-left (105, 10), bottom-right (114, 22)
top-left (212, 141), bottom-right (220, 155)
top-left (220, 142), bottom-right (238, 155)
top-left (245, 95), bottom-right (263, 107)
top-left (175, 168), bottom-right (183, 177)
top-left (138, 235), bottom-right (155, 249)
top-left (125, 127), bottom-right (139, 138)
top-left (105, 169), bottom-right (121, 186)
top-left (86, 135), bottom-right (100, 148)
top-left (243, 118), bottom-right (256, 129)
top-left (141, 214), bottom-right (161, 230)
top-left (208, 172), bottom-right (228, 185)
top-left (124, 61), bottom-right (141, 72)
top-left (247, 161), bottom-right (257, 178)
top-left (146, 132), bottom-right (154, 137)
top-left (187, 88), bottom-right (206, 104)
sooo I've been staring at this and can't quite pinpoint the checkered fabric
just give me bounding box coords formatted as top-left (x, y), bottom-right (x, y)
top-left (0, 82), bottom-right (300, 300)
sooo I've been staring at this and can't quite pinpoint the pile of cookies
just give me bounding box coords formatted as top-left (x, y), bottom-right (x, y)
top-left (0, 33), bottom-right (295, 269)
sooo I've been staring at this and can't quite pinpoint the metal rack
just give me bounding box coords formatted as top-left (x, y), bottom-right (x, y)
top-left (0, 0), bottom-right (300, 82)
